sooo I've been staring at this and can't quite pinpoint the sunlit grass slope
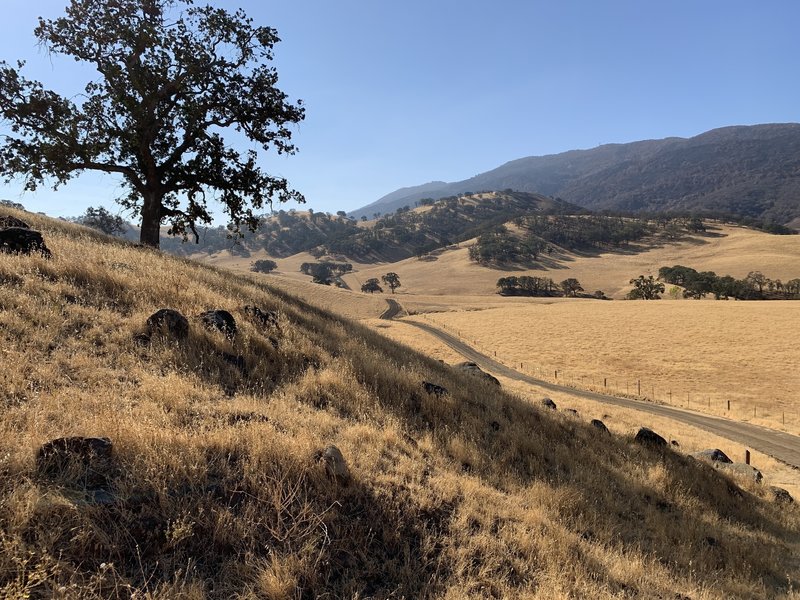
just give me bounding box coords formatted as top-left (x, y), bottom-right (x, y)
top-left (1, 208), bottom-right (799, 599)
top-left (338, 223), bottom-right (800, 298)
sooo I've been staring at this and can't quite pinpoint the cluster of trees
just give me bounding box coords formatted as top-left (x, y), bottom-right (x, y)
top-left (658, 265), bottom-right (800, 300)
top-left (325, 191), bottom-right (569, 262)
top-left (627, 276), bottom-right (666, 300)
top-left (518, 214), bottom-right (655, 250)
top-left (73, 206), bottom-right (129, 236)
top-left (470, 214), bottom-right (667, 267)
top-left (469, 227), bottom-right (546, 265)
top-left (496, 276), bottom-right (591, 298)
top-left (251, 259), bottom-right (278, 274)
top-left (300, 261), bottom-right (353, 285)
top-left (361, 272), bottom-right (401, 294)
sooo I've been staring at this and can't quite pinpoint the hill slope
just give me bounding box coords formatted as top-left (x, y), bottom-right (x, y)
top-left (353, 123), bottom-right (800, 225)
top-left (1, 207), bottom-right (798, 598)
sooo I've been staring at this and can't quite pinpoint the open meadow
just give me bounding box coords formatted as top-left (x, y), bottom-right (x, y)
top-left (411, 300), bottom-right (800, 434)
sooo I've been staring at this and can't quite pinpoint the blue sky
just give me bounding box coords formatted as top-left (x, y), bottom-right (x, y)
top-left (1, 0), bottom-right (799, 221)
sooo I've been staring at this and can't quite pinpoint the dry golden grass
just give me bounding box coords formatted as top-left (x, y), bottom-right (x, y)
top-left (2, 208), bottom-right (799, 599)
top-left (414, 300), bottom-right (800, 434)
top-left (337, 223), bottom-right (800, 298)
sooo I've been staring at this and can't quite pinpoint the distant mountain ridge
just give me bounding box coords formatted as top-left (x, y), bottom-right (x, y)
top-left (351, 123), bottom-right (800, 226)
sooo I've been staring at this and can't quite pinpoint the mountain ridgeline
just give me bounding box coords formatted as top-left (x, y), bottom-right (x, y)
top-left (352, 123), bottom-right (800, 226)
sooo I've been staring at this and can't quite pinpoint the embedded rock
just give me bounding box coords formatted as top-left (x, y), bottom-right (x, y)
top-left (146, 308), bottom-right (189, 340)
top-left (319, 445), bottom-right (350, 485)
top-left (634, 427), bottom-right (667, 448)
top-left (199, 309), bottom-right (237, 339)
top-left (541, 398), bottom-right (557, 410)
top-left (454, 362), bottom-right (500, 386)
top-left (691, 449), bottom-right (733, 464)
top-left (0, 227), bottom-right (51, 258)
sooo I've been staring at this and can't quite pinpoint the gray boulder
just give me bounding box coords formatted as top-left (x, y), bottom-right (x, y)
top-left (318, 445), bottom-right (350, 485)
top-left (454, 362), bottom-right (500, 386)
top-left (634, 427), bottom-right (667, 448)
top-left (717, 462), bottom-right (763, 484)
top-left (199, 309), bottom-right (237, 339)
top-left (244, 305), bottom-right (280, 330)
top-left (691, 449), bottom-right (733, 464)
top-left (770, 486), bottom-right (794, 504)
top-left (541, 398), bottom-right (557, 410)
top-left (146, 308), bottom-right (189, 340)
top-left (0, 227), bottom-right (51, 258)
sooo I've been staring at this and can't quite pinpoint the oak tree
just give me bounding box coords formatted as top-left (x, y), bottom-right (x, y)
top-left (0, 0), bottom-right (304, 247)
top-left (382, 272), bottom-right (401, 293)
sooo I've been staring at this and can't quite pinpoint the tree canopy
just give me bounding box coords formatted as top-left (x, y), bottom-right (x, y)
top-left (75, 206), bottom-right (128, 236)
top-left (381, 272), bottom-right (401, 293)
top-left (361, 278), bottom-right (383, 294)
top-left (0, 0), bottom-right (304, 247)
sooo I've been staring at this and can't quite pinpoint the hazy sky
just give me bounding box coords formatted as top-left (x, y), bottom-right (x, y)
top-left (1, 0), bottom-right (799, 221)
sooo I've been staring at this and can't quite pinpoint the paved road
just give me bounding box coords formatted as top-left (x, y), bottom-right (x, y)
top-left (379, 298), bottom-right (403, 320)
top-left (401, 317), bottom-right (800, 469)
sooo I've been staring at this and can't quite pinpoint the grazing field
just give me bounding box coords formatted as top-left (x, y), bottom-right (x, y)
top-left (413, 300), bottom-right (800, 433)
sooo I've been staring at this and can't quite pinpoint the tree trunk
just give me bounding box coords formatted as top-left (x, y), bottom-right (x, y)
top-left (139, 192), bottom-right (162, 248)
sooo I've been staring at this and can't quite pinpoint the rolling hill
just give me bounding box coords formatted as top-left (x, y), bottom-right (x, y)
top-left (2, 206), bottom-right (799, 598)
top-left (352, 123), bottom-right (800, 226)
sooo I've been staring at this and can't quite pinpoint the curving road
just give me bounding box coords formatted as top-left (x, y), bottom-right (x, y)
top-left (379, 298), bottom-right (403, 320)
top-left (399, 315), bottom-right (800, 469)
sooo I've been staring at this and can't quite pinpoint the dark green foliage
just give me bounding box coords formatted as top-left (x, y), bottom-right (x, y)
top-left (382, 272), bottom-right (401, 293)
top-left (560, 278), bottom-right (584, 297)
top-left (250, 259), bottom-right (278, 274)
top-left (75, 206), bottom-right (128, 236)
top-left (0, 0), bottom-right (304, 247)
top-left (496, 276), bottom-right (557, 297)
top-left (361, 278), bottom-right (383, 294)
top-left (327, 191), bottom-right (575, 262)
top-left (300, 261), bottom-right (352, 285)
top-left (627, 275), bottom-right (665, 300)
top-left (520, 214), bottom-right (654, 249)
top-left (659, 265), bottom-right (800, 300)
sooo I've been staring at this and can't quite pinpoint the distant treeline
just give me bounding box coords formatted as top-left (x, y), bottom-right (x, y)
top-left (659, 265), bottom-right (800, 300)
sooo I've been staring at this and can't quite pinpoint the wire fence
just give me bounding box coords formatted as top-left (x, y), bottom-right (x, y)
top-left (419, 314), bottom-right (796, 434)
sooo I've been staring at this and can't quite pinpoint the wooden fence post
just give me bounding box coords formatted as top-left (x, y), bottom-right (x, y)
top-left (745, 449), bottom-right (751, 465)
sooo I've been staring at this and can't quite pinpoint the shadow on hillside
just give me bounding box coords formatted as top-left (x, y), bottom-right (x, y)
top-left (230, 280), bottom-right (798, 596)
top-left (526, 231), bottom-right (716, 272)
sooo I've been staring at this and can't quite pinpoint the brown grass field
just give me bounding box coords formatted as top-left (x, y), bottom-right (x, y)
top-left (412, 299), bottom-right (800, 434)
top-left (2, 207), bottom-right (800, 598)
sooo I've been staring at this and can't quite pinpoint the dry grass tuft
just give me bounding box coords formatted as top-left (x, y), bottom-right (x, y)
top-left (1, 207), bottom-right (799, 599)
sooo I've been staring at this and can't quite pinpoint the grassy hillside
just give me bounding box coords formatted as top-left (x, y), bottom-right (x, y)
top-left (1, 208), bottom-right (799, 598)
top-left (342, 223), bottom-right (800, 298)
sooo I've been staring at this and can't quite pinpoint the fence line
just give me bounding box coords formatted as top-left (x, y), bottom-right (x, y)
top-left (418, 313), bottom-right (795, 433)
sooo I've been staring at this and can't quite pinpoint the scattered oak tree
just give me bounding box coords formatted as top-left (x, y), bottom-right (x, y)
top-left (250, 259), bottom-right (277, 274)
top-left (381, 272), bottom-right (401, 293)
top-left (75, 206), bottom-right (127, 236)
top-left (627, 275), bottom-right (665, 300)
top-left (559, 278), bottom-right (583, 297)
top-left (361, 278), bottom-right (383, 294)
top-left (0, 0), bottom-right (304, 248)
